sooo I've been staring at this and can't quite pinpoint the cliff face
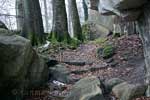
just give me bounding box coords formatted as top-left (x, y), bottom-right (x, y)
top-left (137, 1), bottom-right (150, 96)
top-left (86, 0), bottom-right (114, 31)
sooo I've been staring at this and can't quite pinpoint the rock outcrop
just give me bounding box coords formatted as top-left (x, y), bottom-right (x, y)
top-left (96, 0), bottom-right (150, 96)
top-left (0, 29), bottom-right (49, 100)
top-left (85, 0), bottom-right (114, 31)
top-left (137, 1), bottom-right (150, 96)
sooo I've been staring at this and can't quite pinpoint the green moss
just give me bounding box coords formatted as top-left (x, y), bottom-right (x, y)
top-left (48, 32), bottom-right (81, 49)
top-left (91, 38), bottom-right (108, 45)
top-left (48, 32), bottom-right (58, 43)
top-left (28, 32), bottom-right (45, 46)
top-left (82, 24), bottom-right (90, 40)
top-left (48, 32), bottom-right (71, 43)
top-left (69, 38), bottom-right (81, 49)
top-left (102, 45), bottom-right (115, 59)
top-left (29, 33), bottom-right (37, 46)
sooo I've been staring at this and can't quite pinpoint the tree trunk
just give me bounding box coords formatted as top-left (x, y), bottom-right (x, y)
top-left (82, 0), bottom-right (88, 21)
top-left (51, 0), bottom-right (70, 42)
top-left (16, 0), bottom-right (24, 31)
top-left (44, 0), bottom-right (49, 32)
top-left (23, 0), bottom-right (45, 45)
top-left (68, 0), bottom-right (83, 41)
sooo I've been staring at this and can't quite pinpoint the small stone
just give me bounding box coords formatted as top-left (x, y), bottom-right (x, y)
top-left (106, 58), bottom-right (114, 63)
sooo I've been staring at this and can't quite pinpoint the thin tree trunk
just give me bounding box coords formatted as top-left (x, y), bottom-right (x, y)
top-left (44, 0), bottom-right (49, 32)
top-left (16, 0), bottom-right (24, 31)
top-left (83, 0), bottom-right (88, 21)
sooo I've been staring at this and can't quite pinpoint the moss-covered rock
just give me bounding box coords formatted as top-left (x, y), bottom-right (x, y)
top-left (0, 33), bottom-right (49, 100)
top-left (82, 23), bottom-right (110, 41)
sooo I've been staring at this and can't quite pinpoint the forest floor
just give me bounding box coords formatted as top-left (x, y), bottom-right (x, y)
top-left (26, 34), bottom-right (147, 100)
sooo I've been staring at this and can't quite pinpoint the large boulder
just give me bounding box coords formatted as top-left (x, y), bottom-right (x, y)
top-left (27, 52), bottom-right (49, 87)
top-left (113, 0), bottom-right (147, 10)
top-left (88, 9), bottom-right (114, 31)
top-left (65, 76), bottom-right (105, 100)
top-left (100, 0), bottom-right (147, 12)
top-left (83, 0), bottom-right (114, 30)
top-left (82, 23), bottom-right (111, 40)
top-left (112, 82), bottom-right (147, 100)
top-left (0, 31), bottom-right (49, 99)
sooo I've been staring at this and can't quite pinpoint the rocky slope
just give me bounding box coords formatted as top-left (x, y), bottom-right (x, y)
top-left (36, 33), bottom-right (147, 100)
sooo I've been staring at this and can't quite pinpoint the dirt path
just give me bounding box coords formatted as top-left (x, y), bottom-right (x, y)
top-left (50, 34), bottom-right (145, 83)
top-left (29, 34), bottom-right (146, 100)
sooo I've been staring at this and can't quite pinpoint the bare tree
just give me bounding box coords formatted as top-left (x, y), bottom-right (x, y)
top-left (23, 0), bottom-right (45, 45)
top-left (68, 0), bottom-right (83, 41)
top-left (51, 0), bottom-right (70, 42)
top-left (16, 0), bottom-right (24, 31)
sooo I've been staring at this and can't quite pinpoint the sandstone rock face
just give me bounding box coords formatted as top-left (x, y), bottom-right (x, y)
top-left (84, 23), bottom-right (110, 40)
top-left (112, 82), bottom-right (147, 100)
top-left (85, 0), bottom-right (114, 31)
top-left (88, 9), bottom-right (114, 31)
top-left (99, 0), bottom-right (146, 21)
top-left (137, 1), bottom-right (150, 96)
top-left (65, 76), bottom-right (105, 100)
top-left (0, 30), bottom-right (49, 99)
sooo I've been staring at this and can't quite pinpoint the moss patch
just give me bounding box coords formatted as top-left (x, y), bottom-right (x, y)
top-left (102, 45), bottom-right (115, 59)
top-left (91, 38), bottom-right (108, 45)
top-left (82, 24), bottom-right (90, 41)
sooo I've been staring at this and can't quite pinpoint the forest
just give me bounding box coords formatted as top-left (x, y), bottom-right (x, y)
top-left (0, 0), bottom-right (150, 100)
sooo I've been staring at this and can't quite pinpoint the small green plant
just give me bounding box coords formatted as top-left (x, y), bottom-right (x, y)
top-left (102, 45), bottom-right (115, 59)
